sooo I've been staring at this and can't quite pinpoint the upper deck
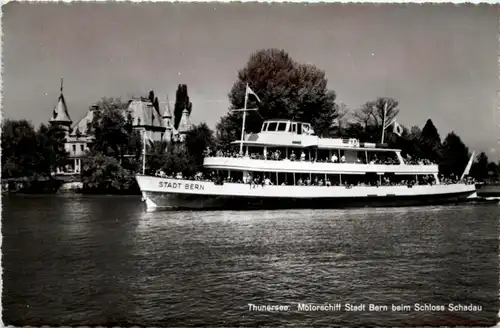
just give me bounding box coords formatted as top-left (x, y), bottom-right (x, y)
top-left (232, 119), bottom-right (397, 151)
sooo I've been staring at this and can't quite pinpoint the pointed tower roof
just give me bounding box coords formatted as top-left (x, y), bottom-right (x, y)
top-left (178, 108), bottom-right (191, 133)
top-left (49, 78), bottom-right (72, 126)
top-left (162, 95), bottom-right (173, 118)
top-left (162, 103), bottom-right (172, 118)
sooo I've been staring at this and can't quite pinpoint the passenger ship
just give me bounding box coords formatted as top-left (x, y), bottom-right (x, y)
top-left (136, 118), bottom-right (477, 212)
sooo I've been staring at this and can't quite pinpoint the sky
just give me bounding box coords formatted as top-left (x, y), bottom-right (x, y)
top-left (2, 2), bottom-right (498, 160)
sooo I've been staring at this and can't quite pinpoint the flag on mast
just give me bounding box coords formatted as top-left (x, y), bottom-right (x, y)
top-left (246, 85), bottom-right (261, 103)
top-left (393, 121), bottom-right (404, 137)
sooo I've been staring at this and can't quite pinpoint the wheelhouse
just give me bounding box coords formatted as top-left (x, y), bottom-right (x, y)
top-left (260, 120), bottom-right (314, 135)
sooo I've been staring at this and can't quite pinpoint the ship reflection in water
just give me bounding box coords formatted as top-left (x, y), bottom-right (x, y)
top-left (3, 194), bottom-right (498, 327)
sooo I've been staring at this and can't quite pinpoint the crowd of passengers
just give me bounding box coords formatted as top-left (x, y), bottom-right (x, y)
top-left (154, 170), bottom-right (476, 187)
top-left (204, 147), bottom-right (435, 166)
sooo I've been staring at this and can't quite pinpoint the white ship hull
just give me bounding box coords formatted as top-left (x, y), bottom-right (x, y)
top-left (136, 175), bottom-right (478, 212)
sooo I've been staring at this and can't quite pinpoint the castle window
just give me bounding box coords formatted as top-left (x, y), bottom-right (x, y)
top-left (72, 145), bottom-right (76, 152)
top-left (81, 145), bottom-right (84, 152)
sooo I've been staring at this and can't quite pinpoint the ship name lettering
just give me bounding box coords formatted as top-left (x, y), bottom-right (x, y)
top-left (158, 181), bottom-right (182, 189)
top-left (185, 183), bottom-right (204, 191)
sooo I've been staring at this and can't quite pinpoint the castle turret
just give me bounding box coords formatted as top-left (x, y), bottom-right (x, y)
top-left (162, 99), bottom-right (174, 142)
top-left (49, 78), bottom-right (72, 135)
top-left (178, 108), bottom-right (191, 135)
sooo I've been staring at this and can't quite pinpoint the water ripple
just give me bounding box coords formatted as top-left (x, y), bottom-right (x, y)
top-left (2, 195), bottom-right (499, 327)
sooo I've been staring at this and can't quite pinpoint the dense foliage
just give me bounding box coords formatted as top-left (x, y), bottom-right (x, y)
top-left (470, 152), bottom-right (491, 181)
top-left (81, 152), bottom-right (138, 193)
top-left (216, 48), bottom-right (338, 149)
top-left (334, 100), bottom-right (490, 179)
top-left (439, 132), bottom-right (470, 177)
top-left (147, 122), bottom-right (215, 177)
top-left (1, 119), bottom-right (68, 179)
top-left (88, 97), bottom-right (140, 162)
top-left (82, 97), bottom-right (141, 193)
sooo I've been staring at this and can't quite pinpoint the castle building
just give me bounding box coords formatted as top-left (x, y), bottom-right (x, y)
top-left (49, 78), bottom-right (87, 174)
top-left (48, 80), bottom-right (191, 175)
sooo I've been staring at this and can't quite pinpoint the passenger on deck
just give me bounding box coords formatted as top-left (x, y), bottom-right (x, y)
top-left (326, 179), bottom-right (332, 187)
top-left (319, 179), bottom-right (324, 186)
top-left (300, 151), bottom-right (306, 161)
top-left (290, 152), bottom-right (297, 161)
top-left (264, 177), bottom-right (272, 185)
top-left (331, 154), bottom-right (338, 163)
top-left (297, 178), bottom-right (304, 186)
top-left (340, 155), bottom-right (346, 163)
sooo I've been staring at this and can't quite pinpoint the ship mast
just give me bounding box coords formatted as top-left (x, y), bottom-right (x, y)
top-left (142, 129), bottom-right (146, 175)
top-left (380, 102), bottom-right (395, 144)
top-left (232, 83), bottom-right (258, 154)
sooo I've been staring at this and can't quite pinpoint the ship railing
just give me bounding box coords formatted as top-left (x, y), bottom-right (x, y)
top-left (144, 171), bottom-right (474, 187)
top-left (208, 179), bottom-right (472, 188)
top-left (204, 154), bottom-right (437, 166)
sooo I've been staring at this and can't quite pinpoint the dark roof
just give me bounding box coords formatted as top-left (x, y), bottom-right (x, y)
top-left (49, 93), bottom-right (72, 125)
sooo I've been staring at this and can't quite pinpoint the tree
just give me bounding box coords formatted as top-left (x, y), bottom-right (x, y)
top-left (35, 124), bottom-right (69, 176)
top-left (439, 132), bottom-right (470, 177)
top-left (174, 84), bottom-right (192, 130)
top-left (148, 90), bottom-right (161, 118)
top-left (419, 119), bottom-right (442, 162)
top-left (470, 152), bottom-right (489, 181)
top-left (185, 123), bottom-right (215, 169)
top-left (159, 143), bottom-right (196, 177)
top-left (331, 102), bottom-right (350, 137)
top-left (215, 110), bottom-right (258, 151)
top-left (351, 97), bottom-right (399, 143)
top-left (1, 119), bottom-right (69, 179)
top-left (408, 126), bottom-right (422, 140)
top-left (81, 152), bottom-right (137, 193)
top-left (1, 119), bottom-right (38, 178)
top-left (81, 97), bottom-right (141, 193)
top-left (147, 140), bottom-right (169, 173)
top-left (487, 161), bottom-right (499, 179)
top-left (216, 48), bottom-right (338, 148)
top-left (353, 98), bottom-right (399, 130)
top-left (89, 97), bottom-right (134, 163)
top-left (147, 123), bottom-right (215, 176)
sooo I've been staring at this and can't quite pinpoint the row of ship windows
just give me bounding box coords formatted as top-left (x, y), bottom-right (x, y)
top-left (262, 122), bottom-right (312, 134)
top-left (211, 170), bottom-right (437, 187)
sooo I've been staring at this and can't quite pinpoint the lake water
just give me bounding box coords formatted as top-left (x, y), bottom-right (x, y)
top-left (2, 194), bottom-right (499, 327)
